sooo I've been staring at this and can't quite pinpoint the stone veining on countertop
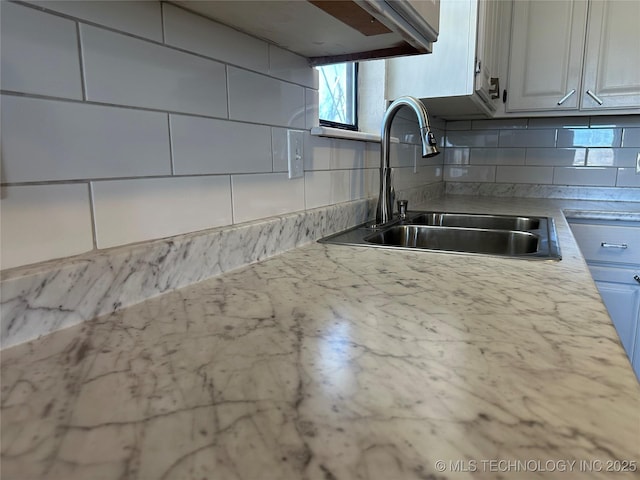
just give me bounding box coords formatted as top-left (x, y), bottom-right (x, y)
top-left (2, 196), bottom-right (639, 479)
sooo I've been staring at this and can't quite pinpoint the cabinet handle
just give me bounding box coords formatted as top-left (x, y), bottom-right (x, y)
top-left (634, 275), bottom-right (640, 285)
top-left (600, 242), bottom-right (628, 249)
top-left (586, 89), bottom-right (604, 105)
top-left (557, 89), bottom-right (576, 105)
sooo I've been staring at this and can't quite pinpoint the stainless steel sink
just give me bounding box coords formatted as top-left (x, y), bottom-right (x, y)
top-left (409, 212), bottom-right (540, 231)
top-left (319, 211), bottom-right (561, 260)
top-left (365, 225), bottom-right (540, 256)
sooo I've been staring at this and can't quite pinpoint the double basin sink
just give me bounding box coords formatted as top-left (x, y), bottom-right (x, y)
top-left (319, 211), bottom-right (561, 260)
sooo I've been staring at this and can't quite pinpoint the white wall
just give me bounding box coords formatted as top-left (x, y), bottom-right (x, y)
top-left (0, 1), bottom-right (444, 270)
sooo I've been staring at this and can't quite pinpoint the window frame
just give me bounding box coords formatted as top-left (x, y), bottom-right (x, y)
top-left (318, 62), bottom-right (358, 131)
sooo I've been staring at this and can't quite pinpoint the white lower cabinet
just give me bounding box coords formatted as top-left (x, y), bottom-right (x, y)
top-left (592, 270), bottom-right (640, 358)
top-left (569, 218), bottom-right (640, 381)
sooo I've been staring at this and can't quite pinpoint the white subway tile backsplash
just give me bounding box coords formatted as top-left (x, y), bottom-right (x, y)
top-left (445, 121), bottom-right (472, 131)
top-left (622, 128), bottom-right (640, 147)
top-left (444, 148), bottom-right (470, 165)
top-left (269, 45), bottom-right (317, 88)
top-left (332, 139), bottom-right (366, 169)
top-left (305, 88), bottom-right (319, 129)
top-left (170, 115), bottom-right (272, 175)
top-left (389, 144), bottom-right (416, 168)
top-left (443, 116), bottom-right (640, 192)
top-left (304, 134), bottom-right (332, 171)
top-left (616, 168), bottom-right (640, 187)
top-left (365, 168), bottom-right (380, 198)
top-left (0, 2), bottom-right (82, 99)
top-left (421, 164), bottom-right (443, 184)
top-left (586, 148), bottom-right (638, 167)
top-left (272, 128), bottom-right (289, 173)
top-left (525, 148), bottom-right (586, 166)
top-left (446, 130), bottom-right (499, 148)
top-left (353, 168), bottom-right (379, 200)
top-left (228, 67), bottom-right (305, 128)
top-left (0, 184), bottom-right (93, 270)
top-left (471, 118), bottom-right (527, 130)
top-left (305, 169), bottom-right (370, 208)
top-left (393, 167), bottom-right (414, 190)
top-left (498, 129), bottom-right (556, 148)
top-left (92, 176), bottom-right (233, 249)
top-left (163, 4), bottom-right (269, 73)
top-left (28, 0), bottom-right (163, 42)
top-left (527, 117), bottom-right (589, 129)
top-left (418, 156), bottom-right (444, 168)
top-left (590, 116), bottom-right (640, 128)
top-left (556, 128), bottom-right (622, 147)
top-left (81, 25), bottom-right (228, 116)
top-left (390, 116), bottom-right (421, 144)
top-left (444, 165), bottom-right (496, 183)
top-left (1, 95), bottom-right (171, 182)
top-left (471, 148), bottom-right (525, 165)
top-left (553, 167), bottom-right (617, 186)
top-left (364, 142), bottom-right (381, 169)
top-left (329, 170), bottom-right (352, 204)
top-left (496, 166), bottom-right (553, 184)
top-left (231, 173), bottom-right (305, 224)
top-left (304, 171), bottom-right (332, 209)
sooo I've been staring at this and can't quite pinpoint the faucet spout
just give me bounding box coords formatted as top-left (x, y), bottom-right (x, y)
top-left (376, 96), bottom-right (439, 226)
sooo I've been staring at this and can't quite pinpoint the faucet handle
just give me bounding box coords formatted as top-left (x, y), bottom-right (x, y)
top-left (397, 199), bottom-right (408, 220)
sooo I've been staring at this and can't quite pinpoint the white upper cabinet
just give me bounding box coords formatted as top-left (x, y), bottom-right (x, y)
top-left (474, 0), bottom-right (502, 104)
top-left (506, 0), bottom-right (640, 113)
top-left (506, 0), bottom-right (587, 112)
top-left (581, 0), bottom-right (640, 110)
top-left (386, 0), bottom-right (505, 119)
top-left (176, 0), bottom-right (440, 65)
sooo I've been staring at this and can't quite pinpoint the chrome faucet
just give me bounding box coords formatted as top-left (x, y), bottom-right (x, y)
top-left (375, 96), bottom-right (440, 226)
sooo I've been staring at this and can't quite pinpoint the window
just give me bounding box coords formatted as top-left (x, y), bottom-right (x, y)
top-left (317, 62), bottom-right (357, 130)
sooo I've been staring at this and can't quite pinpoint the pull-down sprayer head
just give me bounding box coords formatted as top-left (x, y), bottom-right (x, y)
top-left (376, 96), bottom-right (440, 226)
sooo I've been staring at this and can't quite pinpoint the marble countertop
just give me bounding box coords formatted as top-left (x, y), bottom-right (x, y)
top-left (2, 196), bottom-right (640, 479)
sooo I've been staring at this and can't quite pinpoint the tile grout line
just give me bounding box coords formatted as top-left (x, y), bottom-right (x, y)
top-left (88, 182), bottom-right (99, 250)
top-left (75, 22), bottom-right (88, 101)
top-left (229, 175), bottom-right (236, 225)
top-left (0, 90), bottom-right (306, 131)
top-left (167, 114), bottom-right (176, 175)
top-left (160, 0), bottom-right (166, 44)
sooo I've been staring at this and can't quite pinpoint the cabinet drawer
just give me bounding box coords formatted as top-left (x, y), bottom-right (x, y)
top-left (595, 280), bottom-right (640, 358)
top-left (570, 223), bottom-right (640, 265)
top-left (589, 264), bottom-right (640, 286)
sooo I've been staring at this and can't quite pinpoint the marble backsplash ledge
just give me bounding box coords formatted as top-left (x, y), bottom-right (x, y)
top-left (0, 198), bottom-right (370, 349)
top-left (0, 183), bottom-right (442, 349)
top-left (446, 182), bottom-right (640, 202)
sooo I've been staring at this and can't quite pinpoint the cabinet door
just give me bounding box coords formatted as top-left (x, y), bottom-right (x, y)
top-left (386, 0), bottom-right (477, 100)
top-left (580, 0), bottom-right (640, 109)
top-left (595, 280), bottom-right (640, 360)
top-left (405, 0), bottom-right (441, 37)
top-left (506, 0), bottom-right (588, 112)
top-left (475, 0), bottom-right (501, 103)
top-left (633, 307), bottom-right (640, 380)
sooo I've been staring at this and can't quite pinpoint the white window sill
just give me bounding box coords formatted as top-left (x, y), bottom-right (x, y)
top-left (310, 126), bottom-right (399, 144)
